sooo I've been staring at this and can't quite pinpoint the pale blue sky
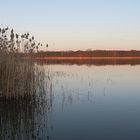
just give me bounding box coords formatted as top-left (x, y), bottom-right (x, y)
top-left (0, 0), bottom-right (140, 50)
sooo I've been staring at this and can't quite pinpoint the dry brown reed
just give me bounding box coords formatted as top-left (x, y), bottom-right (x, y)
top-left (0, 27), bottom-right (45, 99)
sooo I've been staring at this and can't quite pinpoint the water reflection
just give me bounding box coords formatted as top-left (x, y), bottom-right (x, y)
top-left (0, 66), bottom-right (53, 140)
top-left (36, 58), bottom-right (140, 66)
top-left (46, 64), bottom-right (140, 140)
top-left (1, 63), bottom-right (140, 140)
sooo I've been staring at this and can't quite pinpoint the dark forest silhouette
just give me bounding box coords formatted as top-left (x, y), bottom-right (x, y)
top-left (35, 50), bottom-right (140, 58)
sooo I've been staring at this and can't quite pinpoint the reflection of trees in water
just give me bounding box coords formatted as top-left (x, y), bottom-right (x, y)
top-left (36, 59), bottom-right (140, 66)
top-left (0, 66), bottom-right (53, 140)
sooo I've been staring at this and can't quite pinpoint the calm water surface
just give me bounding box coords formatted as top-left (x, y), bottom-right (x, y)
top-left (1, 64), bottom-right (140, 140)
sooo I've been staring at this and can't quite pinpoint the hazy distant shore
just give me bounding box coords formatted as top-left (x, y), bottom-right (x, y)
top-left (33, 50), bottom-right (140, 59)
top-left (30, 51), bottom-right (140, 65)
top-left (32, 56), bottom-right (140, 66)
top-left (33, 56), bottom-right (140, 60)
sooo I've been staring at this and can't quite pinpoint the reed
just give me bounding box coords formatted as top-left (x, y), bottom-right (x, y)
top-left (0, 27), bottom-right (45, 99)
top-left (0, 27), bottom-right (53, 140)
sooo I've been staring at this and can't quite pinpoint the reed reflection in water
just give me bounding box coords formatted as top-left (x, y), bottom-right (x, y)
top-left (0, 63), bottom-right (53, 140)
top-left (1, 62), bottom-right (140, 140)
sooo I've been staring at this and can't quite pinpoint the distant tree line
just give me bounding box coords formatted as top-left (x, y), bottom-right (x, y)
top-left (35, 50), bottom-right (140, 57)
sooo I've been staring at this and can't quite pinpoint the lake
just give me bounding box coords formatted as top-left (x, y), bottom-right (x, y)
top-left (1, 63), bottom-right (140, 140)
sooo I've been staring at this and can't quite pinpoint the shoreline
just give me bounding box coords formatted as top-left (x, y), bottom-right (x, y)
top-left (32, 56), bottom-right (140, 60)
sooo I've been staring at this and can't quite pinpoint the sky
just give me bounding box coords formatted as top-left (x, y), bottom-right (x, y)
top-left (0, 0), bottom-right (140, 51)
